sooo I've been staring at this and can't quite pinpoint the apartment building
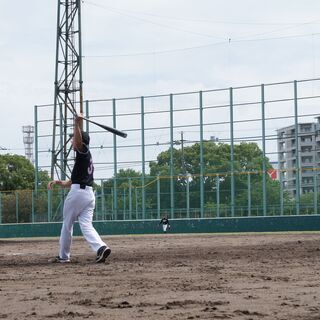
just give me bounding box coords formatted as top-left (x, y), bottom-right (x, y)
top-left (277, 117), bottom-right (320, 196)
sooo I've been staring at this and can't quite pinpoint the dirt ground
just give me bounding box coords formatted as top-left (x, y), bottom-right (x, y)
top-left (1, 233), bottom-right (320, 320)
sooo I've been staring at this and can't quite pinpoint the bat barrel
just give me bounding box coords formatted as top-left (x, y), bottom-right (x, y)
top-left (83, 118), bottom-right (127, 138)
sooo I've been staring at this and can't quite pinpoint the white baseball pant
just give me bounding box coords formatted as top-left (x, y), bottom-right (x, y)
top-left (59, 184), bottom-right (107, 260)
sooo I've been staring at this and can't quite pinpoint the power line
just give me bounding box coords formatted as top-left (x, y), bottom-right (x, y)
top-left (85, 1), bottom-right (320, 27)
top-left (84, 32), bottom-right (320, 58)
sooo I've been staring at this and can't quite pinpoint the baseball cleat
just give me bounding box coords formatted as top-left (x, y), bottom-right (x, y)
top-left (49, 256), bottom-right (71, 263)
top-left (96, 246), bottom-right (111, 263)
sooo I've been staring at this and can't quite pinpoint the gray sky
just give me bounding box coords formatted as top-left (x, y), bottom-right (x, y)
top-left (1, 0), bottom-right (320, 167)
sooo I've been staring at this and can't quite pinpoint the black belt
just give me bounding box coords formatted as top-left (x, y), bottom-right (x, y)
top-left (72, 183), bottom-right (92, 189)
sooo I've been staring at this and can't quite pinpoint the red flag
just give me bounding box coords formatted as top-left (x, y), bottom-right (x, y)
top-left (267, 169), bottom-right (277, 180)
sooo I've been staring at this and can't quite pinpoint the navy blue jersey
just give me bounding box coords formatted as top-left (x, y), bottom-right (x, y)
top-left (71, 145), bottom-right (94, 186)
top-left (159, 217), bottom-right (170, 225)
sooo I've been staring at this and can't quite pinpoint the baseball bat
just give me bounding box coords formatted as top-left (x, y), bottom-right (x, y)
top-left (83, 118), bottom-right (127, 138)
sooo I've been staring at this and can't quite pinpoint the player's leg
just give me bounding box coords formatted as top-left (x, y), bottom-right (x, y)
top-left (59, 189), bottom-right (79, 260)
top-left (78, 188), bottom-right (111, 262)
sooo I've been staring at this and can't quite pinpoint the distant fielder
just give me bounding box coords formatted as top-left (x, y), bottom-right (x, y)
top-left (159, 215), bottom-right (171, 233)
top-left (48, 113), bottom-right (111, 263)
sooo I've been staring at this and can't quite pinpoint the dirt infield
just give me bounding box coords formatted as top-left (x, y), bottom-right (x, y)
top-left (1, 233), bottom-right (320, 320)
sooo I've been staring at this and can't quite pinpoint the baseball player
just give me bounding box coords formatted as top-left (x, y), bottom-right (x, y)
top-left (159, 215), bottom-right (170, 233)
top-left (48, 113), bottom-right (111, 263)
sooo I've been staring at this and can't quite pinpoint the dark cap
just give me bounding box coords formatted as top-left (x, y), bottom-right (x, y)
top-left (69, 131), bottom-right (90, 145)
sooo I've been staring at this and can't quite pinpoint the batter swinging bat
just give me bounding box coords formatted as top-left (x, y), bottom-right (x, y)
top-left (83, 118), bottom-right (127, 138)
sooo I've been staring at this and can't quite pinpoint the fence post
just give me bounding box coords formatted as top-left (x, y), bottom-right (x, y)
top-left (113, 98), bottom-right (118, 219)
top-left (248, 172), bottom-right (251, 216)
top-left (32, 190), bottom-right (35, 223)
top-left (199, 91), bottom-right (204, 218)
top-left (186, 174), bottom-right (190, 218)
top-left (157, 174), bottom-right (161, 220)
top-left (16, 191), bottom-right (19, 223)
top-left (48, 189), bottom-right (52, 222)
top-left (123, 188), bottom-right (126, 219)
top-left (294, 80), bottom-right (300, 215)
top-left (135, 187), bottom-right (138, 219)
top-left (0, 192), bottom-right (2, 224)
top-left (216, 175), bottom-right (220, 218)
top-left (280, 169), bottom-right (284, 215)
top-left (314, 171), bottom-right (318, 215)
top-left (101, 179), bottom-right (105, 220)
top-left (34, 105), bottom-right (39, 194)
top-left (141, 96), bottom-right (146, 220)
top-left (261, 84), bottom-right (267, 216)
top-left (169, 94), bottom-right (175, 219)
top-left (229, 87), bottom-right (235, 217)
top-left (129, 178), bottom-right (132, 220)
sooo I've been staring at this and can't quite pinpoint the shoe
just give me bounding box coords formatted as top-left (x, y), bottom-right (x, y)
top-left (96, 246), bottom-right (111, 263)
top-left (49, 256), bottom-right (71, 263)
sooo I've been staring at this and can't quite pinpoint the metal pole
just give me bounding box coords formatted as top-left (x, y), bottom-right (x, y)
top-left (141, 96), bottom-right (146, 219)
top-left (123, 188), bottom-right (126, 220)
top-left (157, 174), bottom-right (161, 219)
top-left (34, 105), bottom-right (39, 194)
top-left (280, 169), bottom-right (284, 215)
top-left (16, 191), bottom-right (19, 223)
top-left (101, 179), bottom-right (105, 220)
top-left (135, 187), bottom-right (138, 219)
top-left (32, 190), bottom-right (35, 223)
top-left (314, 170), bottom-right (318, 215)
top-left (0, 192), bottom-right (2, 224)
top-left (113, 98), bottom-right (118, 219)
top-left (294, 80), bottom-right (300, 215)
top-left (47, 190), bottom-right (52, 222)
top-left (78, 0), bottom-right (84, 114)
top-left (129, 178), bottom-right (132, 220)
top-left (216, 175), bottom-right (220, 217)
top-left (170, 94), bottom-right (175, 219)
top-left (248, 173), bottom-right (251, 216)
top-left (110, 188), bottom-right (114, 219)
top-left (261, 84), bottom-right (267, 216)
top-left (229, 88), bottom-right (235, 217)
top-left (199, 91), bottom-right (204, 218)
top-left (186, 174), bottom-right (190, 218)
top-left (85, 100), bottom-right (89, 132)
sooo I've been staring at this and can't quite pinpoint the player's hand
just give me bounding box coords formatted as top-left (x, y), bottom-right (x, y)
top-left (75, 113), bottom-right (84, 124)
top-left (47, 180), bottom-right (56, 190)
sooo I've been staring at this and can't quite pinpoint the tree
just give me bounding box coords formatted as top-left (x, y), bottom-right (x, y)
top-left (99, 169), bottom-right (148, 219)
top-left (149, 141), bottom-right (281, 213)
top-left (0, 154), bottom-right (34, 190)
top-left (0, 154), bottom-right (51, 223)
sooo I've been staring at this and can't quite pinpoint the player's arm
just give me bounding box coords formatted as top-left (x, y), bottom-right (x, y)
top-left (48, 180), bottom-right (72, 190)
top-left (73, 114), bottom-right (84, 152)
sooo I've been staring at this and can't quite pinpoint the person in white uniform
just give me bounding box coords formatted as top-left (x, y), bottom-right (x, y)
top-left (48, 113), bottom-right (111, 263)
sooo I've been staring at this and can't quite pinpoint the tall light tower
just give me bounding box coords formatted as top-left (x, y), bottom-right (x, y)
top-left (22, 125), bottom-right (35, 164)
top-left (51, 0), bottom-right (83, 179)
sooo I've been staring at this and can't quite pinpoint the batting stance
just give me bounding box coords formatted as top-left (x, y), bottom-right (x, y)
top-left (48, 114), bottom-right (111, 263)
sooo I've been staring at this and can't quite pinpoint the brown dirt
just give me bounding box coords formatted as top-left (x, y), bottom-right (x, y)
top-left (1, 233), bottom-right (320, 320)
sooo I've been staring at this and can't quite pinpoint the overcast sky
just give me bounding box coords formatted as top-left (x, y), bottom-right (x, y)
top-left (1, 0), bottom-right (320, 170)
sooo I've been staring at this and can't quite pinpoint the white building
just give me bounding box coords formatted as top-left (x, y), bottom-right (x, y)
top-left (277, 117), bottom-right (320, 196)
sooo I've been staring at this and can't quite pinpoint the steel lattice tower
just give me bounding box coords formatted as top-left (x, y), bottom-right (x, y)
top-left (51, 0), bottom-right (83, 179)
